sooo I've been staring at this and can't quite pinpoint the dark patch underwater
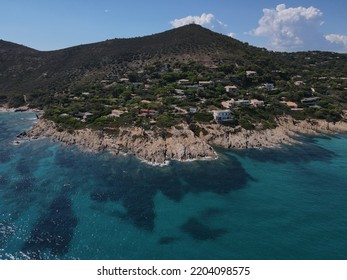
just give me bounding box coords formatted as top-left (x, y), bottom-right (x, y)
top-left (22, 195), bottom-right (78, 259)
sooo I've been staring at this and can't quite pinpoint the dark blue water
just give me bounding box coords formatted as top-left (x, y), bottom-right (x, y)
top-left (1, 112), bottom-right (347, 260)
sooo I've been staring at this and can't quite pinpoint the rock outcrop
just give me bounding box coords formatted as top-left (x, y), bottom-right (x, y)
top-left (20, 119), bottom-right (217, 165)
top-left (19, 115), bottom-right (347, 165)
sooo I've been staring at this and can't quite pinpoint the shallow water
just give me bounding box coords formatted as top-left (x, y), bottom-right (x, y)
top-left (1, 112), bottom-right (346, 259)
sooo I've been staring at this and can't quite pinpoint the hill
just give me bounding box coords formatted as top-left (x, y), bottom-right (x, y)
top-left (0, 24), bottom-right (346, 110)
top-left (0, 25), bottom-right (252, 101)
top-left (5, 25), bottom-right (347, 164)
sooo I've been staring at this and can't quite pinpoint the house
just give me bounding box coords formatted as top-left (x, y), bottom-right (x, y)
top-left (213, 110), bottom-right (232, 122)
top-left (110, 109), bottom-right (125, 118)
top-left (188, 108), bottom-right (197, 114)
top-left (139, 109), bottom-right (158, 116)
top-left (294, 81), bottom-right (305, 86)
top-left (251, 99), bottom-right (264, 107)
top-left (119, 77), bottom-right (129, 83)
top-left (281, 101), bottom-right (300, 110)
top-left (224, 85), bottom-right (238, 93)
top-left (263, 83), bottom-right (275, 90)
top-left (187, 84), bottom-right (200, 88)
top-left (246, 71), bottom-right (257, 77)
top-left (177, 79), bottom-right (190, 85)
top-left (76, 112), bottom-right (93, 122)
top-left (301, 97), bottom-right (321, 106)
top-left (175, 89), bottom-right (185, 95)
top-left (234, 99), bottom-right (251, 106)
top-left (198, 80), bottom-right (214, 86)
top-left (140, 100), bottom-right (151, 104)
top-left (221, 99), bottom-right (235, 109)
top-left (209, 65), bottom-right (219, 72)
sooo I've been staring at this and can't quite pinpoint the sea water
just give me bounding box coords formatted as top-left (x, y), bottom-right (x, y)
top-left (0, 112), bottom-right (346, 260)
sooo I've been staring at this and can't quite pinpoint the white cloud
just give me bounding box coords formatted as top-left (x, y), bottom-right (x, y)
top-left (170, 13), bottom-right (229, 30)
top-left (251, 4), bottom-right (325, 51)
top-left (325, 34), bottom-right (347, 50)
top-left (170, 13), bottom-right (216, 28)
top-left (170, 13), bottom-right (235, 40)
top-left (227, 32), bottom-right (236, 38)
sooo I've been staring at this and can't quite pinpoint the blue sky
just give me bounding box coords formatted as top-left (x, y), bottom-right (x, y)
top-left (1, 0), bottom-right (346, 52)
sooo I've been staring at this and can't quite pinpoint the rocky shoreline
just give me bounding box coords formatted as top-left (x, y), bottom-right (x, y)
top-left (0, 105), bottom-right (43, 114)
top-left (17, 114), bottom-right (347, 165)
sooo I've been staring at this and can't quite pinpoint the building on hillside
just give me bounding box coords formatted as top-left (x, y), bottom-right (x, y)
top-left (294, 81), bottom-right (305, 86)
top-left (280, 101), bottom-right (301, 110)
top-left (209, 65), bottom-right (219, 72)
top-left (76, 112), bottom-right (93, 122)
top-left (110, 109), bottom-right (125, 118)
top-left (198, 80), bottom-right (214, 86)
top-left (119, 77), bottom-right (129, 83)
top-left (224, 85), bottom-right (238, 93)
top-left (234, 99), bottom-right (251, 106)
top-left (213, 110), bottom-right (232, 122)
top-left (251, 99), bottom-right (265, 107)
top-left (301, 97), bottom-right (321, 106)
top-left (221, 99), bottom-right (235, 109)
top-left (139, 109), bottom-right (158, 117)
top-left (175, 89), bottom-right (185, 95)
top-left (246, 71), bottom-right (257, 77)
top-left (177, 79), bottom-right (190, 85)
top-left (263, 83), bottom-right (275, 90)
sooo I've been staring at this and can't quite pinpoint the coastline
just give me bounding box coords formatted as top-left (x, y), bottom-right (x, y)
top-left (0, 105), bottom-right (43, 114)
top-left (16, 114), bottom-right (347, 166)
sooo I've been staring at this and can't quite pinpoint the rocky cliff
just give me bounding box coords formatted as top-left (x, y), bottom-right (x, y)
top-left (19, 119), bottom-right (217, 165)
top-left (19, 115), bottom-right (347, 165)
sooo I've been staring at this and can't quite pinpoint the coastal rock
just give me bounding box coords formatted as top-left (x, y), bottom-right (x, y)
top-left (21, 120), bottom-right (217, 165)
top-left (19, 115), bottom-right (347, 166)
top-left (199, 123), bottom-right (296, 149)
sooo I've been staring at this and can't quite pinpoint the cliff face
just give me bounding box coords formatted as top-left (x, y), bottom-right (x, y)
top-left (200, 124), bottom-right (296, 149)
top-left (200, 116), bottom-right (347, 150)
top-left (20, 116), bottom-right (347, 165)
top-left (20, 119), bottom-right (217, 165)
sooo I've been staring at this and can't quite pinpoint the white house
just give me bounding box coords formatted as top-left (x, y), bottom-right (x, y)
top-left (234, 99), bottom-right (251, 106)
top-left (246, 71), bottom-right (257, 77)
top-left (294, 81), bottom-right (305, 86)
top-left (177, 79), bottom-right (190, 85)
top-left (175, 89), bottom-right (185, 95)
top-left (110, 109), bottom-right (125, 118)
top-left (263, 83), bottom-right (275, 90)
top-left (221, 99), bottom-right (235, 109)
top-left (213, 110), bottom-right (231, 122)
top-left (119, 77), bottom-right (129, 83)
top-left (251, 99), bottom-right (264, 107)
top-left (198, 80), bottom-right (214, 86)
top-left (224, 85), bottom-right (238, 93)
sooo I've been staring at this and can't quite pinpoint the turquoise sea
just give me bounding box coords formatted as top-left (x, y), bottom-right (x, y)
top-left (0, 112), bottom-right (346, 260)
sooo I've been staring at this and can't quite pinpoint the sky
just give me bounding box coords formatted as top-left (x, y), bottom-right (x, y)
top-left (1, 0), bottom-right (346, 52)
